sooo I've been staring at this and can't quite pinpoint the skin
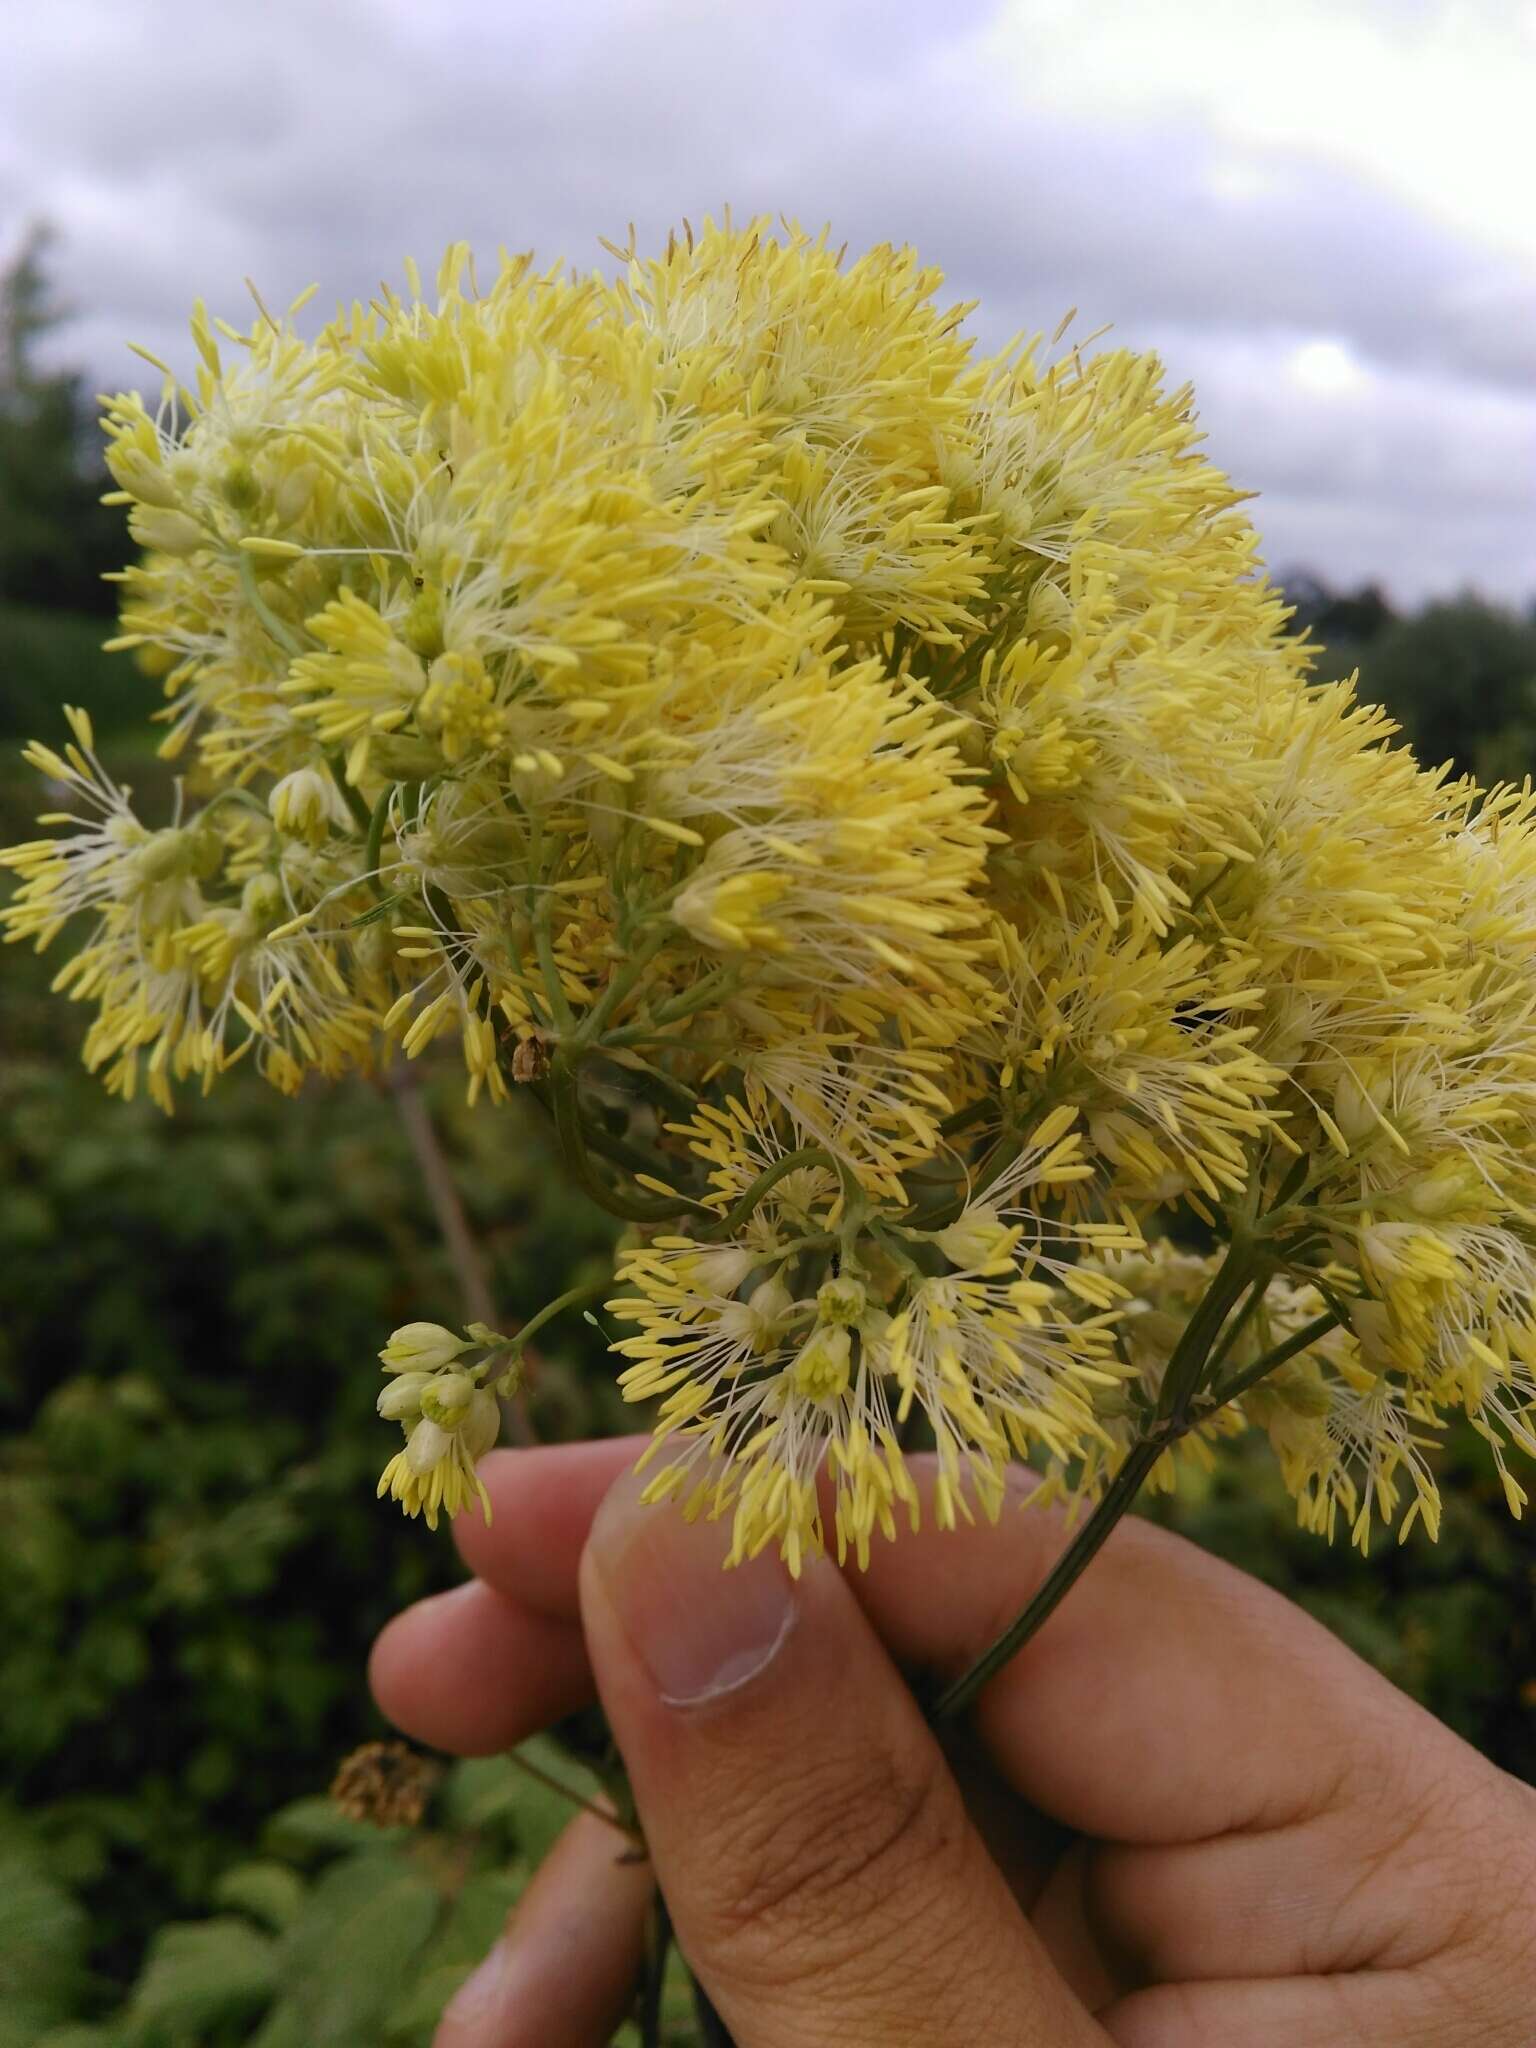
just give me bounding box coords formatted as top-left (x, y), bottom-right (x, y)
top-left (371, 1440), bottom-right (1536, 2047)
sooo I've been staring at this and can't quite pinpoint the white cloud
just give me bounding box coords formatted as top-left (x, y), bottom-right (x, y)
top-left (3, 0), bottom-right (1532, 603)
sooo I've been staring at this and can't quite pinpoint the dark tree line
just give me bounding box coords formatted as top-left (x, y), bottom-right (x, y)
top-left (1283, 570), bottom-right (1536, 783)
top-left (0, 223), bottom-right (124, 617)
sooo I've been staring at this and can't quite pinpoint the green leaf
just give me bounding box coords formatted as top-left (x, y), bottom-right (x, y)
top-left (212, 1860), bottom-right (307, 1932)
top-left (261, 1798), bottom-right (402, 1865)
top-left (121, 1917), bottom-right (276, 2038)
top-left (0, 1850), bottom-right (90, 2043)
top-left (261, 1854), bottom-right (439, 2043)
top-left (384, 1868), bottom-right (524, 2037)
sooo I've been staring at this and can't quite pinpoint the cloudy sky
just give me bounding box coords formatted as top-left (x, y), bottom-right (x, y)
top-left (4, 0), bottom-right (1533, 604)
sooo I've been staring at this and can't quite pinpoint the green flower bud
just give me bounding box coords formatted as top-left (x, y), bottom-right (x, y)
top-left (934, 1205), bottom-right (1017, 1272)
top-left (790, 1324), bottom-right (851, 1402)
top-left (461, 1389), bottom-right (501, 1461)
top-left (380, 1322), bottom-right (470, 1374)
top-left (816, 1274), bottom-right (866, 1327)
top-left (420, 1371), bottom-right (477, 1427)
top-left (377, 1371), bottom-right (432, 1421)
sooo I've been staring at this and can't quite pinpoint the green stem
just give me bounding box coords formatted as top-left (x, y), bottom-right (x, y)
top-left (938, 1096), bottom-right (995, 1140)
top-left (237, 549), bottom-right (304, 658)
top-left (609, 1050), bottom-right (700, 1118)
top-left (690, 1975), bottom-right (734, 2048)
top-left (1207, 1309), bottom-right (1340, 1407)
top-left (570, 1111), bottom-right (669, 1181)
top-left (935, 1228), bottom-right (1272, 1723)
top-left (548, 1062), bottom-right (702, 1223)
top-left (533, 904), bottom-right (575, 1035)
top-left (506, 1746), bottom-right (637, 1843)
top-left (1154, 1233), bottom-right (1265, 1425)
top-left (573, 929), bottom-right (666, 1049)
top-left (331, 760), bottom-right (373, 834)
top-left (650, 966), bottom-right (736, 1025)
top-left (638, 1893), bottom-right (672, 2048)
top-left (933, 1435), bottom-right (1166, 1721)
top-left (362, 784), bottom-right (395, 897)
top-left (1200, 1269), bottom-right (1274, 1384)
top-left (696, 1146), bottom-right (837, 1243)
top-left (505, 1273), bottom-right (612, 1358)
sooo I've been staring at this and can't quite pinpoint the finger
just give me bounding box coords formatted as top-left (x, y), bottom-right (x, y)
top-left (579, 1469), bottom-right (1110, 2048)
top-left (371, 1581), bottom-right (593, 1754)
top-left (1100, 1967), bottom-right (1478, 2047)
top-left (452, 1440), bottom-right (645, 1618)
top-left (848, 1465), bottom-right (1429, 1844)
top-left (434, 1809), bottom-right (654, 2048)
top-left (1082, 1739), bottom-right (1533, 1989)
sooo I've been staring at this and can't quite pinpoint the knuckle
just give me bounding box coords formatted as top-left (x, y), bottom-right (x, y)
top-left (696, 1738), bottom-right (963, 1984)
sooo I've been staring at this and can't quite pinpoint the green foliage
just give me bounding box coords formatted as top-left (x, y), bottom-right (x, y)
top-left (1, 741), bottom-right (621, 2010)
top-left (1285, 571), bottom-right (1536, 780)
top-left (0, 601), bottom-right (148, 743)
top-left (0, 225), bottom-right (125, 619)
top-left (1357, 599), bottom-right (1536, 783)
top-left (0, 1847), bottom-right (91, 2047)
top-left (6, 1749), bottom-right (695, 2048)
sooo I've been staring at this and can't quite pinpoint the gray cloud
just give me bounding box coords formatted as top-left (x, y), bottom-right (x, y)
top-left (5, 0), bottom-right (1532, 603)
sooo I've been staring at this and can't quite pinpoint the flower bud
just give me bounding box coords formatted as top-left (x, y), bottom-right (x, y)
top-left (745, 1273), bottom-right (794, 1345)
top-left (461, 1388), bottom-right (501, 1461)
top-left (404, 1417), bottom-right (453, 1476)
top-left (269, 766), bottom-right (346, 844)
top-left (1332, 1062), bottom-right (1393, 1148)
top-left (240, 872), bottom-right (286, 931)
top-left (273, 462), bottom-right (318, 525)
top-left (377, 1371), bottom-right (432, 1421)
top-left (790, 1324), bottom-right (851, 1401)
top-left (816, 1274), bottom-right (867, 1326)
top-left (403, 584), bottom-right (445, 659)
top-left (380, 1322), bottom-right (470, 1374)
top-left (129, 827), bottom-right (199, 888)
top-left (1405, 1158), bottom-right (1481, 1219)
top-left (682, 1245), bottom-right (757, 1297)
top-left (111, 446), bottom-right (180, 510)
top-left (934, 1204), bottom-right (1017, 1272)
top-left (420, 1371), bottom-right (477, 1427)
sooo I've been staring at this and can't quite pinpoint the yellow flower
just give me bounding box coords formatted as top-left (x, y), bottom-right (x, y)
top-left (9, 217), bottom-right (1536, 1553)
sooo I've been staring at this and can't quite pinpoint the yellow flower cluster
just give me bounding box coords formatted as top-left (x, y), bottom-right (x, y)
top-left (6, 216), bottom-right (1535, 1565)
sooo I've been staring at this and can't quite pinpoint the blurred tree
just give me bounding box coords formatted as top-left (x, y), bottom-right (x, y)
top-left (1358, 597), bottom-right (1536, 780)
top-left (0, 223), bottom-right (126, 617)
top-left (1281, 568), bottom-right (1396, 656)
top-left (1281, 571), bottom-right (1536, 781)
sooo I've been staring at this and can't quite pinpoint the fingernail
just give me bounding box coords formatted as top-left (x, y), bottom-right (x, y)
top-left (588, 1470), bottom-right (798, 1705)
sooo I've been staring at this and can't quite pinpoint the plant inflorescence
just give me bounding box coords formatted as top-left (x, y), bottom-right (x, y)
top-left (8, 217), bottom-right (1536, 1594)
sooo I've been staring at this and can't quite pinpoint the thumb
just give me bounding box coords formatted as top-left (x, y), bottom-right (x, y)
top-left (579, 1470), bottom-right (1107, 2048)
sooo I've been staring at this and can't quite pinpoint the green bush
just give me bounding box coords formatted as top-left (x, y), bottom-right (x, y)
top-left (0, 603), bottom-right (147, 743)
top-left (1, 800), bottom-right (623, 2022)
top-left (5, 1747), bottom-right (696, 2046)
top-left (5, 700), bottom-right (1535, 2038)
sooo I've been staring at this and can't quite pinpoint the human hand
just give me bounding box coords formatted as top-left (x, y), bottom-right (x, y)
top-left (371, 1440), bottom-right (1536, 2046)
